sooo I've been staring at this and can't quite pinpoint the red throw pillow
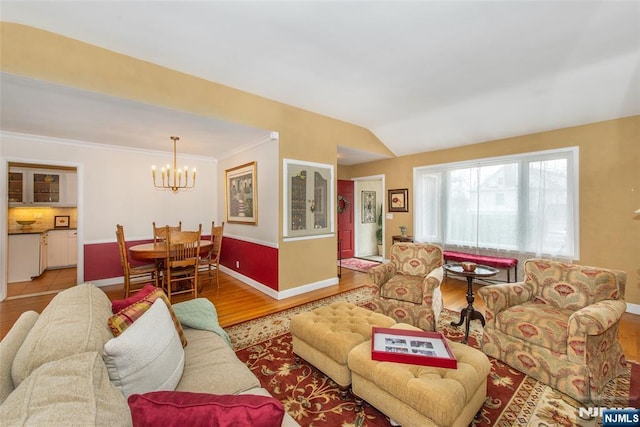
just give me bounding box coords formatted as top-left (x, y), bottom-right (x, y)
top-left (111, 285), bottom-right (156, 313)
top-left (128, 391), bottom-right (285, 427)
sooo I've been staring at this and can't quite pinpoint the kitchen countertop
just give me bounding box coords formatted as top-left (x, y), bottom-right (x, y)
top-left (9, 227), bottom-right (77, 235)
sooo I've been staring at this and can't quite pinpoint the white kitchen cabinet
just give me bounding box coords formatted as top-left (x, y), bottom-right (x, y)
top-left (39, 233), bottom-right (48, 275)
top-left (31, 171), bottom-right (61, 205)
top-left (47, 229), bottom-right (77, 268)
top-left (8, 234), bottom-right (41, 282)
top-left (62, 173), bottom-right (78, 206)
top-left (8, 167), bottom-right (77, 207)
top-left (68, 230), bottom-right (78, 264)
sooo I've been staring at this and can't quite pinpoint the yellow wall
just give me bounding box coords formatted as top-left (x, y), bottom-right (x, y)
top-left (1, 22), bottom-right (394, 291)
top-left (342, 116), bottom-right (640, 305)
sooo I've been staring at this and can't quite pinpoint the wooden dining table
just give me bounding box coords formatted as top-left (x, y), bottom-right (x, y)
top-left (129, 240), bottom-right (213, 261)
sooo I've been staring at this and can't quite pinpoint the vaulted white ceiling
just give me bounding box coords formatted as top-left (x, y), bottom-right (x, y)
top-left (1, 1), bottom-right (639, 163)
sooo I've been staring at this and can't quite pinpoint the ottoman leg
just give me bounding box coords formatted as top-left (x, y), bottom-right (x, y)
top-left (354, 396), bottom-right (364, 412)
top-left (339, 385), bottom-right (349, 400)
top-left (474, 406), bottom-right (485, 420)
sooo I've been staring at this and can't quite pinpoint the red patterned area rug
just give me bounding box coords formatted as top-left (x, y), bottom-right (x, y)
top-left (339, 258), bottom-right (381, 273)
top-left (227, 286), bottom-right (636, 426)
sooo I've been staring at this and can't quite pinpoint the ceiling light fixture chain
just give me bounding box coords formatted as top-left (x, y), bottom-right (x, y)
top-left (151, 136), bottom-right (196, 192)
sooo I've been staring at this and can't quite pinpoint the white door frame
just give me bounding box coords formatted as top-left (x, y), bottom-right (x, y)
top-left (1, 158), bottom-right (83, 301)
top-left (352, 174), bottom-right (385, 259)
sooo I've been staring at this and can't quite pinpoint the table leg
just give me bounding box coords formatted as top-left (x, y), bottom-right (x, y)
top-left (451, 276), bottom-right (486, 344)
top-left (450, 306), bottom-right (466, 327)
top-left (463, 306), bottom-right (473, 344)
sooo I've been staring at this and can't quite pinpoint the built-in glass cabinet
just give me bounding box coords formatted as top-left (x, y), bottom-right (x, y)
top-left (32, 172), bottom-right (61, 204)
top-left (8, 167), bottom-right (77, 207)
top-left (284, 159), bottom-right (334, 238)
top-left (8, 171), bottom-right (24, 204)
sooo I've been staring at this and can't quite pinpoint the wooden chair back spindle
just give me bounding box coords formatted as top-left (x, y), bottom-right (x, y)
top-left (198, 221), bottom-right (225, 288)
top-left (116, 224), bottom-right (159, 297)
top-left (153, 221), bottom-right (182, 242)
top-left (163, 224), bottom-right (201, 302)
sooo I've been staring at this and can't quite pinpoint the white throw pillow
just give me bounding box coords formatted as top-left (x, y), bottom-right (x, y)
top-left (103, 298), bottom-right (184, 398)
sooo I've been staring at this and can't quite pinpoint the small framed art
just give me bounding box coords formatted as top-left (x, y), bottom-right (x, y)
top-left (225, 162), bottom-right (257, 225)
top-left (388, 188), bottom-right (409, 212)
top-left (361, 191), bottom-right (376, 223)
top-left (54, 215), bottom-right (70, 228)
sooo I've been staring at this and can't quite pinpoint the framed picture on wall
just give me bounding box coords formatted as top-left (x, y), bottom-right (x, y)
top-left (225, 162), bottom-right (257, 225)
top-left (54, 215), bottom-right (70, 228)
top-left (388, 188), bottom-right (409, 212)
top-left (362, 191), bottom-right (376, 223)
top-left (283, 158), bottom-right (334, 238)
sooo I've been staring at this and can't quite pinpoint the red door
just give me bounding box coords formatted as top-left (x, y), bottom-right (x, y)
top-left (337, 180), bottom-right (354, 259)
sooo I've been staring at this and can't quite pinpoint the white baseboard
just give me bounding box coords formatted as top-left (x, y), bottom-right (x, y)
top-left (276, 277), bottom-right (339, 300)
top-left (626, 302), bottom-right (640, 316)
top-left (219, 266), bottom-right (338, 300)
top-left (90, 276), bottom-right (125, 288)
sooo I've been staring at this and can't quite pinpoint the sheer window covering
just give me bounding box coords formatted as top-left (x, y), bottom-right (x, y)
top-left (414, 148), bottom-right (578, 259)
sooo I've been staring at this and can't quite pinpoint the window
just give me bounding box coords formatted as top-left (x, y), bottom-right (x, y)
top-left (414, 148), bottom-right (578, 258)
top-left (283, 159), bottom-right (334, 239)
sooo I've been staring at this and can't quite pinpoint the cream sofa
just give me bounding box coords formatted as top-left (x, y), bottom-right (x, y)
top-left (0, 283), bottom-right (298, 426)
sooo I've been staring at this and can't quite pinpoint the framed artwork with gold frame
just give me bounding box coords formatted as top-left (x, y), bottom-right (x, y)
top-left (225, 162), bottom-right (257, 225)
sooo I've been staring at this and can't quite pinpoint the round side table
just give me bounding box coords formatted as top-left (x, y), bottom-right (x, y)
top-left (443, 263), bottom-right (498, 344)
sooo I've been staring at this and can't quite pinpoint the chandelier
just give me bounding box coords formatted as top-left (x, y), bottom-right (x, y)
top-left (151, 136), bottom-right (196, 192)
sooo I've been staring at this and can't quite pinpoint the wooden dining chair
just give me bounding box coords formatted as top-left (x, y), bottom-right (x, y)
top-left (198, 221), bottom-right (225, 288)
top-left (163, 224), bottom-right (201, 302)
top-left (116, 224), bottom-right (159, 298)
top-left (153, 221), bottom-right (182, 242)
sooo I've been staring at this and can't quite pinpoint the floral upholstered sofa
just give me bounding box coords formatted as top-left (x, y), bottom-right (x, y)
top-left (478, 258), bottom-right (627, 403)
top-left (367, 243), bottom-right (444, 331)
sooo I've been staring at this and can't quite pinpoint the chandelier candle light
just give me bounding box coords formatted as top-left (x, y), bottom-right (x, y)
top-left (152, 136), bottom-right (196, 192)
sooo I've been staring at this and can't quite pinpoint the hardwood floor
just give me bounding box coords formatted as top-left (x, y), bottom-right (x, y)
top-left (1, 267), bottom-right (638, 362)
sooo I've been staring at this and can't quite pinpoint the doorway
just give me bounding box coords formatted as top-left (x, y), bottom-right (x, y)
top-left (5, 161), bottom-right (80, 300)
top-left (353, 175), bottom-right (384, 261)
top-left (337, 180), bottom-right (354, 260)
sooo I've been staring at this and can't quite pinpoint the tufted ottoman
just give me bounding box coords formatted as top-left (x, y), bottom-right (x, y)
top-left (348, 323), bottom-right (491, 427)
top-left (290, 301), bottom-right (396, 397)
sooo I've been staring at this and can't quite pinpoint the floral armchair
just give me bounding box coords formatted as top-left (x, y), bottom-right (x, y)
top-left (478, 258), bottom-right (627, 403)
top-left (367, 243), bottom-right (444, 331)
